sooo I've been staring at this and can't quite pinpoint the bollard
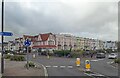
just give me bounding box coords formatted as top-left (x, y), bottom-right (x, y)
top-left (76, 58), bottom-right (80, 66)
top-left (33, 54), bottom-right (36, 59)
top-left (85, 60), bottom-right (91, 71)
top-left (47, 55), bottom-right (50, 59)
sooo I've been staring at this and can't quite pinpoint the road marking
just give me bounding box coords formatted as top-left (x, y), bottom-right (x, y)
top-left (84, 73), bottom-right (104, 77)
top-left (38, 63), bottom-right (48, 76)
top-left (46, 66), bottom-right (51, 68)
top-left (91, 60), bottom-right (98, 61)
top-left (53, 66), bottom-right (58, 68)
top-left (60, 66), bottom-right (66, 68)
top-left (68, 66), bottom-right (73, 68)
top-left (98, 59), bottom-right (104, 61)
top-left (107, 62), bottom-right (111, 64)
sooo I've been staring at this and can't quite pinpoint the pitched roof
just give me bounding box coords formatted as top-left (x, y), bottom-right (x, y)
top-left (40, 33), bottom-right (52, 41)
top-left (23, 35), bottom-right (35, 39)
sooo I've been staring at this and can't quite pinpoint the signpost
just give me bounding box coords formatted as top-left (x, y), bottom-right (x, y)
top-left (24, 39), bottom-right (31, 69)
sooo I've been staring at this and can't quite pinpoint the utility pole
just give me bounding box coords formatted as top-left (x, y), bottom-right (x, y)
top-left (1, 0), bottom-right (4, 74)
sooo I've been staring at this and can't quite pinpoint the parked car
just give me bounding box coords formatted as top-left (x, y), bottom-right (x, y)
top-left (96, 53), bottom-right (106, 58)
top-left (108, 53), bottom-right (118, 59)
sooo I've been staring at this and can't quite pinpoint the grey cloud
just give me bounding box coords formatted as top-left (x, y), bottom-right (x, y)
top-left (2, 1), bottom-right (118, 41)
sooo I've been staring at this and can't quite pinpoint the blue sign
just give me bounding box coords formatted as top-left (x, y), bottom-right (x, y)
top-left (0, 32), bottom-right (13, 36)
top-left (24, 39), bottom-right (31, 47)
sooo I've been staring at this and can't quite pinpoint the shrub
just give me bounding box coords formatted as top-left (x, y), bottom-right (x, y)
top-left (10, 55), bottom-right (26, 61)
top-left (53, 50), bottom-right (71, 57)
top-left (70, 52), bottom-right (81, 58)
top-left (4, 54), bottom-right (12, 59)
top-left (25, 61), bottom-right (35, 68)
top-left (114, 58), bottom-right (120, 64)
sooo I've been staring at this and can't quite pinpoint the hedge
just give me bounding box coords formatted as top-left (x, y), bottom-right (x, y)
top-left (53, 50), bottom-right (71, 57)
top-left (4, 54), bottom-right (12, 59)
top-left (10, 55), bottom-right (26, 61)
top-left (114, 58), bottom-right (120, 64)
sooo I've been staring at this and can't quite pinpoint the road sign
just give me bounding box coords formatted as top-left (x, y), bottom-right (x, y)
top-left (85, 60), bottom-right (90, 70)
top-left (76, 58), bottom-right (80, 66)
top-left (24, 39), bottom-right (31, 47)
top-left (0, 32), bottom-right (13, 36)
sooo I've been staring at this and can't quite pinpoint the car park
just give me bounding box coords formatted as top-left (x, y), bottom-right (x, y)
top-left (108, 53), bottom-right (117, 59)
top-left (96, 53), bottom-right (106, 58)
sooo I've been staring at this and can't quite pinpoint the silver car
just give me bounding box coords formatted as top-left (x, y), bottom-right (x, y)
top-left (108, 53), bottom-right (117, 59)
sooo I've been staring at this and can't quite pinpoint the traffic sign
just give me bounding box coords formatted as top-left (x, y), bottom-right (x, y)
top-left (0, 32), bottom-right (13, 36)
top-left (24, 39), bottom-right (31, 47)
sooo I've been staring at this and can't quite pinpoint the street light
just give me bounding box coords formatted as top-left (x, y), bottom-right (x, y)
top-left (1, 0), bottom-right (4, 74)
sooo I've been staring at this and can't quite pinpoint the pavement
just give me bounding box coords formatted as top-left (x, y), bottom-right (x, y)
top-left (2, 59), bottom-right (45, 77)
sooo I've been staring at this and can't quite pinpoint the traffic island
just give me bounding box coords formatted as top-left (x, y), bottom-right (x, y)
top-left (2, 59), bottom-right (45, 76)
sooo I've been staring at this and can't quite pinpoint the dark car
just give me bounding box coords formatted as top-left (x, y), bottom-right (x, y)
top-left (96, 53), bottom-right (105, 58)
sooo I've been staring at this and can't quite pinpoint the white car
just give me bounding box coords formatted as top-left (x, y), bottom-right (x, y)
top-left (108, 53), bottom-right (117, 59)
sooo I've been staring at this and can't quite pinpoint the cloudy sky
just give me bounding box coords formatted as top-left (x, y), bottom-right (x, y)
top-left (0, 0), bottom-right (119, 42)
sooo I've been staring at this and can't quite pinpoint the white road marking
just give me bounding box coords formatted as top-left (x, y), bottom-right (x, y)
top-left (39, 63), bottom-right (48, 76)
top-left (46, 66), bottom-right (51, 68)
top-left (91, 60), bottom-right (98, 62)
top-left (98, 59), bottom-right (104, 61)
top-left (107, 62), bottom-right (111, 64)
top-left (84, 73), bottom-right (104, 77)
top-left (68, 66), bottom-right (73, 68)
top-left (53, 66), bottom-right (58, 68)
top-left (60, 66), bottom-right (66, 68)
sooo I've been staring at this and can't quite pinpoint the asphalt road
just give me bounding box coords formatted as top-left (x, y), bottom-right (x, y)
top-left (30, 55), bottom-right (86, 76)
top-left (28, 53), bottom-right (118, 77)
top-left (90, 55), bottom-right (118, 76)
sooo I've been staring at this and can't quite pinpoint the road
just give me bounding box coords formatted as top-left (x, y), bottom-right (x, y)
top-left (29, 54), bottom-right (86, 76)
top-left (28, 53), bottom-right (118, 77)
top-left (90, 55), bottom-right (118, 76)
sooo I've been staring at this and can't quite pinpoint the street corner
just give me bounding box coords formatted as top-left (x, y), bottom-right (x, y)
top-left (2, 60), bottom-right (45, 76)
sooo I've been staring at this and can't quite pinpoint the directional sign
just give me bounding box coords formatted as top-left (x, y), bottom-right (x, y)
top-left (0, 32), bottom-right (13, 36)
top-left (24, 39), bottom-right (31, 47)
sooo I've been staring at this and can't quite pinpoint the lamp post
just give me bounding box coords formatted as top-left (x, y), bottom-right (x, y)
top-left (1, 0), bottom-right (4, 74)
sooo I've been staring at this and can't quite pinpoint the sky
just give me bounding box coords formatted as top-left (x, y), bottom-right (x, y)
top-left (0, 0), bottom-right (119, 42)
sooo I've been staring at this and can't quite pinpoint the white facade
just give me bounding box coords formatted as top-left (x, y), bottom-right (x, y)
top-left (55, 34), bottom-right (77, 50)
top-left (103, 41), bottom-right (117, 50)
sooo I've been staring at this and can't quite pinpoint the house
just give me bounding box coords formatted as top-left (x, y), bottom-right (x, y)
top-left (32, 33), bottom-right (56, 51)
